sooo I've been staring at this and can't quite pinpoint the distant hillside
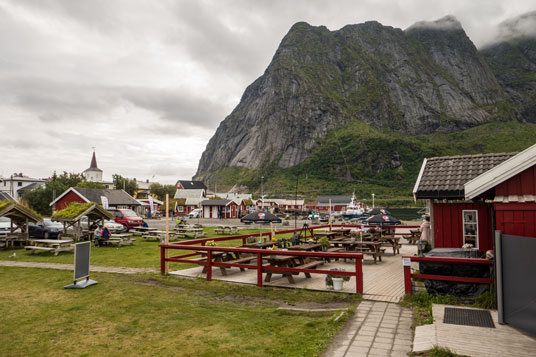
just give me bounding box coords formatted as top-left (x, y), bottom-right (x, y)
top-left (194, 14), bottom-right (536, 201)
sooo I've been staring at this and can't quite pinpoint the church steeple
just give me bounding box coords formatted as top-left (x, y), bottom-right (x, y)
top-left (89, 151), bottom-right (99, 169)
top-left (83, 150), bottom-right (103, 182)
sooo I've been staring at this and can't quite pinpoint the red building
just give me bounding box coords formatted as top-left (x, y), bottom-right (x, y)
top-left (414, 144), bottom-right (536, 252)
top-left (201, 200), bottom-right (239, 218)
top-left (50, 187), bottom-right (140, 212)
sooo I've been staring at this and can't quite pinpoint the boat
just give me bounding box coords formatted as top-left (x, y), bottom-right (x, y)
top-left (341, 193), bottom-right (366, 220)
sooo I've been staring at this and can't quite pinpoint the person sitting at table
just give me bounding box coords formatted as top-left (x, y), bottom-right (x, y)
top-left (141, 220), bottom-right (149, 228)
top-left (96, 225), bottom-right (111, 247)
top-left (94, 225), bottom-right (101, 243)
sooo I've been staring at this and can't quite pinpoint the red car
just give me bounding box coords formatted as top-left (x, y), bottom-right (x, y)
top-left (110, 209), bottom-right (143, 231)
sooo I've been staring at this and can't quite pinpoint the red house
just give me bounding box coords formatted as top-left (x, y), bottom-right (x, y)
top-left (50, 187), bottom-right (140, 212)
top-left (201, 200), bottom-right (239, 219)
top-left (414, 145), bottom-right (536, 252)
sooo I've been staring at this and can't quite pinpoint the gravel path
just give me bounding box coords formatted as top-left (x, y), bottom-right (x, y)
top-left (0, 260), bottom-right (158, 274)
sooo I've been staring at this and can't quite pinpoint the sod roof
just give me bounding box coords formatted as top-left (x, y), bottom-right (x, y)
top-left (0, 200), bottom-right (43, 223)
top-left (52, 202), bottom-right (113, 222)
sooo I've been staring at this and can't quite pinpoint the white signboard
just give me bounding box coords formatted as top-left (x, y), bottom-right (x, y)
top-left (402, 257), bottom-right (411, 267)
top-left (149, 196), bottom-right (155, 214)
top-left (100, 196), bottom-right (109, 209)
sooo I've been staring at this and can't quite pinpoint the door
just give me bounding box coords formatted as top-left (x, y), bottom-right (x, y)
top-left (497, 232), bottom-right (536, 337)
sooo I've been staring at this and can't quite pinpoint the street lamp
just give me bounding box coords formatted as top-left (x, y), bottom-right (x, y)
top-left (261, 176), bottom-right (264, 210)
top-left (372, 193), bottom-right (375, 208)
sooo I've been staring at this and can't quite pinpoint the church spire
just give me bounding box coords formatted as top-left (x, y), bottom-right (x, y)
top-left (89, 151), bottom-right (98, 169)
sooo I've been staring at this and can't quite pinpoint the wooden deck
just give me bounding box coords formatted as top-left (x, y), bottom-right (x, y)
top-left (362, 244), bottom-right (418, 302)
top-left (169, 243), bottom-right (418, 302)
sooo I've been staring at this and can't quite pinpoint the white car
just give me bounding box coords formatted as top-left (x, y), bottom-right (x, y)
top-left (0, 217), bottom-right (11, 236)
top-left (189, 208), bottom-right (202, 218)
top-left (80, 216), bottom-right (126, 233)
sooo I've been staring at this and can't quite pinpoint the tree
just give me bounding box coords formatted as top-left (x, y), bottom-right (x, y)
top-left (77, 181), bottom-right (106, 189)
top-left (21, 171), bottom-right (85, 216)
top-left (149, 183), bottom-right (177, 200)
top-left (112, 174), bottom-right (138, 196)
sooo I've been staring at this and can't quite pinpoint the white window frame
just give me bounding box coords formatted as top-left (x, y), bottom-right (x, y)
top-left (178, 206), bottom-right (184, 212)
top-left (462, 209), bottom-right (478, 248)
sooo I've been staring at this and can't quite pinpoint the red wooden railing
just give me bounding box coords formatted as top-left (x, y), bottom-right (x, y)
top-left (161, 243), bottom-right (364, 293)
top-left (158, 224), bottom-right (420, 295)
top-left (402, 255), bottom-right (494, 295)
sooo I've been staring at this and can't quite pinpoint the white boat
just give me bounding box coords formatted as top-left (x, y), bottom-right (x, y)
top-left (342, 193), bottom-right (365, 219)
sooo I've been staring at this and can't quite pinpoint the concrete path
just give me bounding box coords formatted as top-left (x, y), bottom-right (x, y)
top-left (324, 301), bottom-right (413, 357)
top-left (0, 260), bottom-right (158, 274)
top-left (414, 304), bottom-right (536, 356)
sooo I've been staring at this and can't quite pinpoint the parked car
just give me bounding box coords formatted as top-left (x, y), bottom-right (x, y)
top-left (0, 217), bottom-right (11, 236)
top-left (28, 219), bottom-right (64, 239)
top-left (79, 216), bottom-right (126, 233)
top-left (188, 208), bottom-right (202, 219)
top-left (109, 208), bottom-right (143, 231)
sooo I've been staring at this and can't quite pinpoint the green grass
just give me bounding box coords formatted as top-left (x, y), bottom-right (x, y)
top-left (0, 267), bottom-right (359, 356)
top-left (411, 345), bottom-right (466, 356)
top-left (0, 228), bottom-right (272, 269)
top-left (400, 292), bottom-right (461, 327)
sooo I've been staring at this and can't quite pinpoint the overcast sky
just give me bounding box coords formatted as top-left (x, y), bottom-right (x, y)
top-left (1, 0), bottom-right (534, 185)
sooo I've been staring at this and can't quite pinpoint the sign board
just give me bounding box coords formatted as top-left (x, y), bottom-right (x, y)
top-left (149, 196), bottom-right (155, 214)
top-left (74, 241), bottom-right (91, 280)
top-left (64, 241), bottom-right (98, 289)
top-left (100, 196), bottom-right (109, 209)
top-left (402, 258), bottom-right (411, 267)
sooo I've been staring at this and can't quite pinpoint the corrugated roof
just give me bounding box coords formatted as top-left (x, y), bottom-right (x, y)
top-left (0, 192), bottom-right (15, 201)
top-left (414, 152), bottom-right (517, 199)
top-left (75, 188), bottom-right (140, 206)
top-left (176, 180), bottom-right (206, 190)
top-left (317, 195), bottom-right (352, 204)
top-left (201, 199), bottom-right (231, 206)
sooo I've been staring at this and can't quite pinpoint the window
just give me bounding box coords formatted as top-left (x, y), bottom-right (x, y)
top-left (178, 206), bottom-right (184, 212)
top-left (17, 182), bottom-right (22, 186)
top-left (462, 210), bottom-right (478, 248)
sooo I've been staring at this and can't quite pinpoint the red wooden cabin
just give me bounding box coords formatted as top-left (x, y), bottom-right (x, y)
top-left (414, 144), bottom-right (536, 252)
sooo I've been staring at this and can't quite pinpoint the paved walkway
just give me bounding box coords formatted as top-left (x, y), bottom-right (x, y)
top-left (324, 301), bottom-right (413, 357)
top-left (0, 261), bottom-right (158, 274)
top-left (414, 304), bottom-right (536, 356)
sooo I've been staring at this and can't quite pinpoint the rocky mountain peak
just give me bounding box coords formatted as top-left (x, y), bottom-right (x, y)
top-left (194, 16), bottom-right (518, 182)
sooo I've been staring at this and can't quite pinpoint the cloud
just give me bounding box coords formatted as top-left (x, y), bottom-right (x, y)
top-left (0, 76), bottom-right (226, 128)
top-left (0, 0), bottom-right (535, 183)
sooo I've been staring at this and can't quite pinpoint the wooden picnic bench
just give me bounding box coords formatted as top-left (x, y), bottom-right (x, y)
top-left (25, 239), bottom-right (74, 256)
top-left (406, 230), bottom-right (421, 244)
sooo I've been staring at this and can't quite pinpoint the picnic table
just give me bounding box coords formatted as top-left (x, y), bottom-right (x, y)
top-left (106, 233), bottom-right (136, 246)
top-left (333, 240), bottom-right (385, 263)
top-left (131, 227), bottom-right (158, 234)
top-left (25, 239), bottom-right (74, 255)
top-left (407, 229), bottom-right (421, 244)
top-left (214, 225), bottom-right (239, 235)
top-left (314, 231), bottom-right (338, 239)
top-left (196, 249), bottom-right (256, 276)
top-left (176, 227), bottom-right (206, 238)
top-left (242, 241), bottom-right (277, 249)
top-left (331, 228), bottom-right (352, 237)
top-left (379, 235), bottom-right (402, 254)
top-left (287, 243), bottom-right (322, 251)
top-left (264, 254), bottom-right (324, 283)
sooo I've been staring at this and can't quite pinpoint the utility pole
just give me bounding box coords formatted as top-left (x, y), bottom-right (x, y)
top-left (261, 176), bottom-right (264, 210)
top-left (295, 173), bottom-right (298, 229)
top-left (372, 193), bottom-right (375, 208)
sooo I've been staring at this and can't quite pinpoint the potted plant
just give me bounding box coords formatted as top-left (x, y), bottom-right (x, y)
top-left (325, 268), bottom-right (350, 291)
top-left (318, 237), bottom-right (330, 251)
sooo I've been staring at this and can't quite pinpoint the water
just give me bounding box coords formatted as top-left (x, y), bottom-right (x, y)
top-left (387, 207), bottom-right (424, 221)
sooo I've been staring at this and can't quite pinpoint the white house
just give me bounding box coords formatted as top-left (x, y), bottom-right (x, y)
top-left (0, 174), bottom-right (46, 201)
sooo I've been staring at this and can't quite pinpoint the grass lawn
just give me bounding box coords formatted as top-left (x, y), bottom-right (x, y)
top-left (0, 267), bottom-right (359, 356)
top-left (0, 228), bottom-right (273, 270)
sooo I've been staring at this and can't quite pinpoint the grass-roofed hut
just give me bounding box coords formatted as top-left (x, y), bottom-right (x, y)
top-left (52, 202), bottom-right (113, 241)
top-left (0, 200), bottom-right (43, 247)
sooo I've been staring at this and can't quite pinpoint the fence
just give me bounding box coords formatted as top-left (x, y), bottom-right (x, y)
top-left (402, 255), bottom-right (494, 295)
top-left (161, 243), bottom-right (364, 293)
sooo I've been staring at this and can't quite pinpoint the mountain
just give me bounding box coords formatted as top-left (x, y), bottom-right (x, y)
top-left (194, 15), bottom-right (536, 200)
top-left (481, 11), bottom-right (536, 122)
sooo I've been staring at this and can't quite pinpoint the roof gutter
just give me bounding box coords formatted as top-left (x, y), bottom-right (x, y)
top-left (413, 158), bottom-right (427, 202)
